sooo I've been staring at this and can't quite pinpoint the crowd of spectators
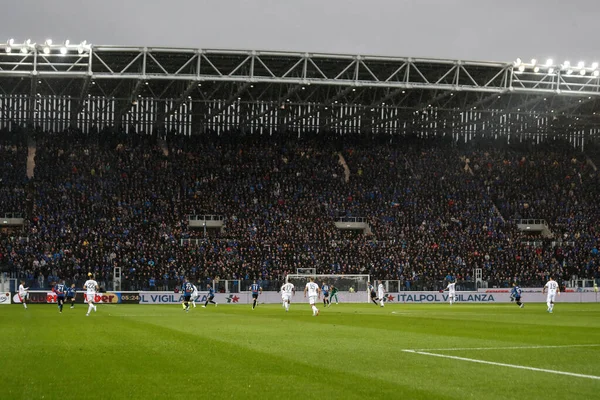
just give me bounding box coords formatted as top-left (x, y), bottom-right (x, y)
top-left (1, 129), bottom-right (598, 292)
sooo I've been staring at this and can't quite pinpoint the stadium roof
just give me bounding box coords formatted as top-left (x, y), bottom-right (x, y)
top-left (1, 44), bottom-right (599, 139)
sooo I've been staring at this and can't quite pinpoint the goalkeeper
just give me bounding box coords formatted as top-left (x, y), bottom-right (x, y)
top-left (329, 285), bottom-right (339, 306)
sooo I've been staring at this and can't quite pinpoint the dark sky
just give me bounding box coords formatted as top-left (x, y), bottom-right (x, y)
top-left (2, 0), bottom-right (600, 63)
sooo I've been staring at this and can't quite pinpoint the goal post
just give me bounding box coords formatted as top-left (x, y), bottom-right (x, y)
top-left (285, 274), bottom-right (371, 303)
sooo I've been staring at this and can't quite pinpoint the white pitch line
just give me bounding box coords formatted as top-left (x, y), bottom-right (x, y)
top-left (409, 344), bottom-right (600, 352)
top-left (402, 350), bottom-right (600, 381)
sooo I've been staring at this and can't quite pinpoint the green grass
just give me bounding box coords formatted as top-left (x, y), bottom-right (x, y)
top-left (1, 302), bottom-right (599, 399)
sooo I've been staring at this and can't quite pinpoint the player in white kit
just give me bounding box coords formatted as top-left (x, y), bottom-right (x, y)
top-left (543, 277), bottom-right (560, 313)
top-left (443, 281), bottom-right (456, 305)
top-left (377, 281), bottom-right (386, 307)
top-left (191, 284), bottom-right (199, 308)
top-left (304, 277), bottom-right (321, 316)
top-left (83, 273), bottom-right (99, 316)
top-left (280, 282), bottom-right (295, 312)
top-left (18, 281), bottom-right (29, 309)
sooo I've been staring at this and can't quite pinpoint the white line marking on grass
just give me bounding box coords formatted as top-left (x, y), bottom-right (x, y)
top-left (409, 344), bottom-right (600, 352)
top-left (402, 350), bottom-right (600, 381)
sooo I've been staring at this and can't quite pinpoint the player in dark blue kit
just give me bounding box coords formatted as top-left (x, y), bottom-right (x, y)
top-left (181, 279), bottom-right (194, 312)
top-left (53, 280), bottom-right (67, 313)
top-left (250, 280), bottom-right (262, 310)
top-left (321, 282), bottom-right (330, 307)
top-left (203, 284), bottom-right (218, 308)
top-left (510, 283), bottom-right (524, 308)
top-left (66, 284), bottom-right (76, 308)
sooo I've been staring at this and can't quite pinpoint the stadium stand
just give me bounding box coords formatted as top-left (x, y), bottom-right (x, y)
top-left (1, 130), bottom-right (599, 291)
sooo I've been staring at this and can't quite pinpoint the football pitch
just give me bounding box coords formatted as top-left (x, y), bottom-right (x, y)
top-left (1, 302), bottom-right (599, 399)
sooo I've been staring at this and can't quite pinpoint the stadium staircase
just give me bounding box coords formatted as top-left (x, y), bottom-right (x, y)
top-left (27, 138), bottom-right (36, 178)
top-left (586, 156), bottom-right (598, 171)
top-left (337, 152), bottom-right (350, 182)
top-left (158, 138), bottom-right (169, 156)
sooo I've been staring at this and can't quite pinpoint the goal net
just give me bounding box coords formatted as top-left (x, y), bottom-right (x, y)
top-left (285, 274), bottom-right (370, 293)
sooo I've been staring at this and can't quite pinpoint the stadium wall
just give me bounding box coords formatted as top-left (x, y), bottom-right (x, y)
top-left (11, 290), bottom-right (600, 304)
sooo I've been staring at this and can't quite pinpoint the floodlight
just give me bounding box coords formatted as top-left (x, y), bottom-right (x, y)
top-left (515, 58), bottom-right (522, 66)
top-left (594, 70), bottom-right (600, 77)
top-left (545, 59), bottom-right (553, 67)
top-left (577, 61), bottom-right (585, 69)
top-left (65, 40), bottom-right (70, 46)
top-left (8, 38), bottom-right (14, 46)
top-left (77, 47), bottom-right (83, 54)
top-left (566, 69), bottom-right (573, 75)
top-left (531, 59), bottom-right (537, 66)
top-left (563, 61), bottom-right (570, 68)
top-left (43, 47), bottom-right (50, 55)
top-left (60, 47), bottom-right (67, 55)
top-left (25, 39), bottom-right (31, 46)
top-left (20, 47), bottom-right (27, 54)
top-left (518, 65), bottom-right (525, 72)
top-left (533, 66), bottom-right (540, 73)
top-left (580, 69), bottom-right (586, 76)
top-left (592, 62), bottom-right (599, 70)
top-left (5, 47), bottom-right (11, 53)
top-left (548, 67), bottom-right (555, 74)
top-left (45, 39), bottom-right (52, 46)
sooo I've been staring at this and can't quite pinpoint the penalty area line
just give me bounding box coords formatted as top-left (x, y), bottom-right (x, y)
top-left (402, 350), bottom-right (600, 381)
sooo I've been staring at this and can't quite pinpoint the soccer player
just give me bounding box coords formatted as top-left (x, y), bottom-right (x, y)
top-left (66, 284), bottom-right (76, 308)
top-left (18, 280), bottom-right (29, 310)
top-left (329, 285), bottom-right (339, 306)
top-left (280, 281), bottom-right (295, 312)
top-left (191, 283), bottom-right (199, 308)
top-left (377, 280), bottom-right (386, 307)
top-left (53, 279), bottom-right (67, 313)
top-left (250, 280), bottom-right (262, 310)
top-left (181, 279), bottom-right (194, 312)
top-left (443, 280), bottom-right (456, 305)
top-left (304, 277), bottom-right (321, 316)
top-left (83, 273), bottom-right (99, 316)
top-left (543, 276), bottom-right (560, 313)
top-left (321, 281), bottom-right (330, 307)
top-left (367, 282), bottom-right (378, 305)
top-left (510, 283), bottom-right (524, 308)
top-left (203, 284), bottom-right (218, 307)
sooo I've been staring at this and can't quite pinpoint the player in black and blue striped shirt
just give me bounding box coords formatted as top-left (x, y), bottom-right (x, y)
top-left (181, 279), bottom-right (194, 312)
top-left (54, 280), bottom-right (67, 313)
top-left (203, 284), bottom-right (218, 308)
top-left (250, 280), bottom-right (262, 310)
top-left (66, 284), bottom-right (76, 308)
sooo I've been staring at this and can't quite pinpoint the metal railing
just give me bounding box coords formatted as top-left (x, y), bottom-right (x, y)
top-left (188, 215), bottom-right (225, 221)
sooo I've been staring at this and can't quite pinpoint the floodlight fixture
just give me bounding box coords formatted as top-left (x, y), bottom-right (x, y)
top-left (45, 39), bottom-right (52, 46)
top-left (580, 69), bottom-right (586, 76)
top-left (518, 65), bottom-right (525, 72)
top-left (20, 47), bottom-right (27, 54)
top-left (65, 40), bottom-right (70, 46)
top-left (5, 47), bottom-right (10, 53)
top-left (566, 69), bottom-right (573, 75)
top-left (545, 59), bottom-right (553, 67)
top-left (514, 58), bottom-right (522, 66)
top-left (594, 70), bottom-right (600, 77)
top-left (533, 66), bottom-right (540, 73)
top-left (8, 38), bottom-right (14, 46)
top-left (531, 59), bottom-right (537, 66)
top-left (563, 61), bottom-right (570, 69)
top-left (43, 47), bottom-right (50, 55)
top-left (592, 62), bottom-right (599, 70)
top-left (60, 47), bottom-right (67, 55)
top-left (548, 67), bottom-right (555, 74)
top-left (577, 61), bottom-right (585, 69)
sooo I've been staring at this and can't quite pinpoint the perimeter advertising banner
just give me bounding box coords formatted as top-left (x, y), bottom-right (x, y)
top-left (0, 292), bottom-right (11, 305)
top-left (138, 291), bottom-right (600, 304)
top-left (11, 291), bottom-right (141, 304)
